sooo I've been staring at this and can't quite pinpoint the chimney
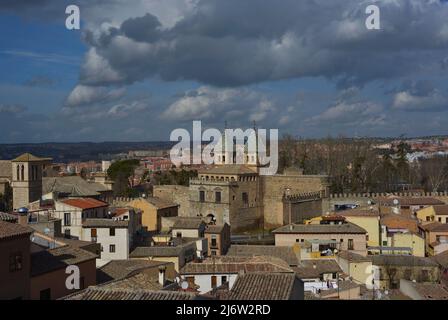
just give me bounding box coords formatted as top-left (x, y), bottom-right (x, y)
top-left (158, 265), bottom-right (167, 287)
top-left (17, 208), bottom-right (29, 226)
top-left (18, 213), bottom-right (28, 226)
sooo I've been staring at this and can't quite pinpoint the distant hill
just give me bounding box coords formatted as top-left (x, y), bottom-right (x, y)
top-left (0, 141), bottom-right (174, 162)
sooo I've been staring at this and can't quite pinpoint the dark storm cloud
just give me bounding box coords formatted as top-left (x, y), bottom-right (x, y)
top-left (73, 0), bottom-right (448, 88)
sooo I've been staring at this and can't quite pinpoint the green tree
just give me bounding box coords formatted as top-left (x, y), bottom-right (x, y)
top-left (107, 159), bottom-right (140, 197)
top-left (0, 183), bottom-right (13, 212)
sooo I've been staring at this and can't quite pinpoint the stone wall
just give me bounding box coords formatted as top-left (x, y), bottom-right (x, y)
top-left (283, 192), bottom-right (323, 225)
top-left (325, 192), bottom-right (448, 213)
top-left (153, 185), bottom-right (191, 217)
top-left (261, 173), bottom-right (330, 229)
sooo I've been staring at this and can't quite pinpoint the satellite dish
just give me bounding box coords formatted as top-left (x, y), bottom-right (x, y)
top-left (393, 199), bottom-right (399, 206)
top-left (367, 200), bottom-right (372, 205)
top-left (44, 228), bottom-right (50, 235)
top-left (175, 276), bottom-right (181, 283)
top-left (181, 281), bottom-right (189, 290)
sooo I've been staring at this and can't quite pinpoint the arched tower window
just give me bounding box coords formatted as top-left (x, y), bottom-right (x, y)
top-left (16, 165), bottom-right (20, 181)
top-left (21, 165), bottom-right (25, 181)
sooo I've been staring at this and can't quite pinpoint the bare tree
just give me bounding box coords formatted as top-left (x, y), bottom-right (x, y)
top-left (420, 156), bottom-right (448, 192)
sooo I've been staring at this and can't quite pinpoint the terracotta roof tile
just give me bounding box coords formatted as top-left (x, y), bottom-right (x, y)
top-left (181, 256), bottom-right (293, 274)
top-left (228, 273), bottom-right (297, 300)
top-left (64, 288), bottom-right (198, 300)
top-left (0, 220), bottom-right (33, 240)
top-left (61, 198), bottom-right (108, 210)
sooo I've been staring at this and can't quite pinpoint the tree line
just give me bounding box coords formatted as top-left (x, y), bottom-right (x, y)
top-left (279, 135), bottom-right (448, 194)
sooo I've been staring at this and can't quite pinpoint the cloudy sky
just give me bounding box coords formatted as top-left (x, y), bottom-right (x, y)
top-left (0, 0), bottom-right (448, 143)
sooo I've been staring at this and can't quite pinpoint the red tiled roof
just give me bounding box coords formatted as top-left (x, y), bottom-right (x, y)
top-left (380, 214), bottom-right (418, 233)
top-left (61, 198), bottom-right (108, 210)
top-left (379, 197), bottom-right (445, 206)
top-left (434, 205), bottom-right (448, 216)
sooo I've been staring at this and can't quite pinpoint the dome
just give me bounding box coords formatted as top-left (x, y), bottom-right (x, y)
top-left (18, 207), bottom-right (28, 214)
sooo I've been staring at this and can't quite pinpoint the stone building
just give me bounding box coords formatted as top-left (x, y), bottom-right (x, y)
top-left (11, 153), bottom-right (52, 210)
top-left (155, 165), bottom-right (329, 232)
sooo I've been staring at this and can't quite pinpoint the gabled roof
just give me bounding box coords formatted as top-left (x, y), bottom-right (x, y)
top-left (181, 256), bottom-right (293, 274)
top-left (419, 222), bottom-right (448, 233)
top-left (97, 260), bottom-right (172, 284)
top-left (31, 245), bottom-right (98, 276)
top-left (172, 217), bottom-right (205, 229)
top-left (227, 245), bottom-right (299, 266)
top-left (433, 205), bottom-right (448, 216)
top-left (64, 288), bottom-right (198, 300)
top-left (43, 176), bottom-right (109, 197)
top-left (144, 197), bottom-right (178, 209)
top-left (294, 259), bottom-right (342, 279)
top-left (402, 281), bottom-right (448, 300)
top-left (0, 220), bottom-right (33, 240)
top-left (228, 273), bottom-right (297, 300)
top-left (273, 222), bottom-right (367, 234)
top-left (432, 250), bottom-right (448, 268)
top-left (0, 212), bottom-right (18, 223)
top-left (336, 208), bottom-right (379, 217)
top-left (381, 214), bottom-right (418, 233)
top-left (60, 198), bottom-right (108, 210)
top-left (338, 250), bottom-right (372, 263)
top-left (378, 196), bottom-right (445, 206)
top-left (371, 255), bottom-right (438, 267)
top-left (12, 153), bottom-right (52, 162)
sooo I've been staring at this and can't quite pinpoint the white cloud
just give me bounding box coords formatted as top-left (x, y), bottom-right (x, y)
top-left (65, 84), bottom-right (125, 107)
top-left (162, 86), bottom-right (276, 122)
top-left (392, 90), bottom-right (448, 111)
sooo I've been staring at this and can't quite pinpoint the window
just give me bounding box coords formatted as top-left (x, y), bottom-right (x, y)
top-left (199, 190), bottom-right (205, 203)
top-left (426, 216), bottom-right (431, 222)
top-left (91, 228), bottom-right (97, 242)
top-left (242, 192), bottom-right (248, 205)
top-left (9, 252), bottom-right (22, 272)
top-left (176, 232), bottom-right (182, 238)
top-left (64, 229), bottom-right (71, 238)
top-left (64, 212), bottom-right (71, 226)
top-left (439, 217), bottom-right (442, 222)
top-left (109, 244), bottom-right (116, 253)
top-left (211, 235), bottom-right (217, 247)
top-left (221, 276), bottom-right (228, 283)
top-left (211, 250), bottom-right (217, 256)
top-left (215, 191), bottom-right (221, 203)
top-left (109, 228), bottom-right (115, 236)
top-left (211, 276), bottom-right (217, 288)
top-left (348, 239), bottom-right (354, 250)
